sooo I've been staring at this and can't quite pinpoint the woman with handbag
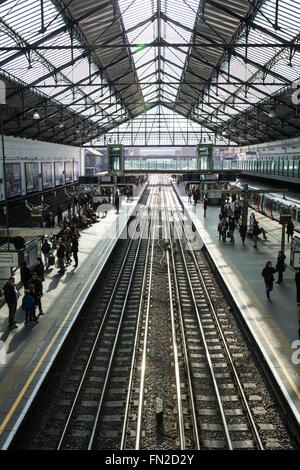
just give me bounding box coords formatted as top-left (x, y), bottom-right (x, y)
top-left (275, 251), bottom-right (286, 284)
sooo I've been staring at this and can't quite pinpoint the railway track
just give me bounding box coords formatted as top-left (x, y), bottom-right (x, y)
top-left (10, 177), bottom-right (297, 451)
top-left (163, 185), bottom-right (266, 450)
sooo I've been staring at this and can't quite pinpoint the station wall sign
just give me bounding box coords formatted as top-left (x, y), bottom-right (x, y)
top-left (0, 250), bottom-right (19, 267)
top-left (293, 251), bottom-right (300, 268)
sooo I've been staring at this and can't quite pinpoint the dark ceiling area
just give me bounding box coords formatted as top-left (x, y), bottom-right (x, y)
top-left (0, 0), bottom-right (300, 147)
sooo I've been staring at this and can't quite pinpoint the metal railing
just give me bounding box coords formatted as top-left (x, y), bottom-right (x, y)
top-left (124, 157), bottom-right (300, 178)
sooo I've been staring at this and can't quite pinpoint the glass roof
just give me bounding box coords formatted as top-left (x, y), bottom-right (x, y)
top-left (0, 0), bottom-right (300, 145)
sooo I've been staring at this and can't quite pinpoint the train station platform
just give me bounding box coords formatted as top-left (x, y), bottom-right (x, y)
top-left (173, 182), bottom-right (300, 435)
top-left (0, 183), bottom-right (147, 449)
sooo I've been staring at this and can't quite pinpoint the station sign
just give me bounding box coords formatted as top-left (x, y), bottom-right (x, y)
top-left (0, 250), bottom-right (19, 267)
top-left (293, 251), bottom-right (300, 268)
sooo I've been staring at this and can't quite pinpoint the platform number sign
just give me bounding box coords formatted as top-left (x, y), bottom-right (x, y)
top-left (0, 340), bottom-right (6, 365)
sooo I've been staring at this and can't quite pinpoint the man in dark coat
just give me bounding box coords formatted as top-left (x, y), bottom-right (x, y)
top-left (4, 277), bottom-right (19, 328)
top-left (114, 192), bottom-right (120, 215)
top-left (262, 261), bottom-right (276, 301)
top-left (28, 272), bottom-right (44, 315)
top-left (72, 236), bottom-right (79, 269)
top-left (56, 240), bottom-right (65, 274)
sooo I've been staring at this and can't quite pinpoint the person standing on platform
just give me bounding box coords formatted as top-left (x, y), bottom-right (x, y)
top-left (20, 260), bottom-right (32, 289)
top-left (187, 188), bottom-right (192, 204)
top-left (72, 236), bottom-right (79, 269)
top-left (41, 239), bottom-right (51, 270)
top-left (203, 198), bottom-right (208, 217)
top-left (115, 192), bottom-right (120, 215)
top-left (220, 218), bottom-right (228, 242)
top-left (287, 221), bottom-right (295, 243)
top-left (275, 251), bottom-right (286, 284)
top-left (239, 224), bottom-right (247, 246)
top-left (56, 240), bottom-right (66, 275)
top-left (261, 261), bottom-right (276, 301)
top-left (228, 217), bottom-right (236, 243)
top-left (4, 277), bottom-right (19, 329)
top-left (252, 221), bottom-right (260, 248)
top-left (22, 290), bottom-right (38, 325)
top-left (28, 272), bottom-right (44, 315)
top-left (31, 257), bottom-right (45, 282)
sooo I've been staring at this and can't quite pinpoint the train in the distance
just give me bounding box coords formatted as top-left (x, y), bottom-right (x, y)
top-left (229, 180), bottom-right (300, 231)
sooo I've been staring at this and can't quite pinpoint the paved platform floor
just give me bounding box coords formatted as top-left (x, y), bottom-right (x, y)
top-left (0, 183), bottom-right (147, 449)
top-left (174, 182), bottom-right (300, 425)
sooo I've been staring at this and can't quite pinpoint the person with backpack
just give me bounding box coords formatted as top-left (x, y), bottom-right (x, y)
top-left (261, 261), bottom-right (276, 301)
top-left (22, 290), bottom-right (38, 324)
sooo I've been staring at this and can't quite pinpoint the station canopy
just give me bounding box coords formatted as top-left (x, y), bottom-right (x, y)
top-left (0, 0), bottom-right (300, 147)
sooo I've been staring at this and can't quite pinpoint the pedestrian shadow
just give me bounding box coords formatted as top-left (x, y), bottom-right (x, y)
top-left (47, 274), bottom-right (62, 292)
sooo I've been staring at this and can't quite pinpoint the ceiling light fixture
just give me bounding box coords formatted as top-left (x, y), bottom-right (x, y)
top-left (33, 110), bottom-right (40, 120)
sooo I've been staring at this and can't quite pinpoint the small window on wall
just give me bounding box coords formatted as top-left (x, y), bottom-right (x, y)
top-left (42, 162), bottom-right (53, 189)
top-left (25, 163), bottom-right (39, 193)
top-left (5, 163), bottom-right (22, 197)
top-left (74, 161), bottom-right (79, 180)
top-left (65, 162), bottom-right (73, 183)
top-left (55, 162), bottom-right (65, 186)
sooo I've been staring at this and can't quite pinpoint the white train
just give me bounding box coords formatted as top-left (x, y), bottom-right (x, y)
top-left (230, 180), bottom-right (300, 231)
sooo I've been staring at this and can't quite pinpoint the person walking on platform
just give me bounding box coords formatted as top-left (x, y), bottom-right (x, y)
top-left (22, 290), bottom-right (38, 324)
top-left (262, 261), bottom-right (276, 301)
top-left (187, 189), bottom-right (192, 204)
top-left (239, 224), bottom-right (247, 246)
top-left (287, 221), bottom-right (294, 243)
top-left (275, 251), bottom-right (286, 284)
top-left (4, 277), bottom-right (19, 329)
top-left (203, 198), bottom-right (208, 217)
top-left (252, 221), bottom-right (260, 248)
top-left (28, 272), bottom-right (44, 315)
top-left (72, 236), bottom-right (79, 269)
top-left (56, 240), bottom-right (66, 275)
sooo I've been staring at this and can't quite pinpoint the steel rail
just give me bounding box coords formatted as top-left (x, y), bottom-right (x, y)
top-left (162, 188), bottom-right (186, 449)
top-left (56, 205), bottom-right (148, 450)
top-left (87, 203), bottom-right (152, 450)
top-left (185, 237), bottom-right (264, 448)
top-left (119, 185), bottom-right (157, 450)
top-left (163, 187), bottom-right (200, 450)
top-left (134, 185), bottom-right (161, 450)
top-left (167, 185), bottom-right (233, 450)
top-left (169, 185), bottom-right (264, 450)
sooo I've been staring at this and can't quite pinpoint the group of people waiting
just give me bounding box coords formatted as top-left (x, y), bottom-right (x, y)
top-left (4, 219), bottom-right (82, 329)
top-left (217, 198), bottom-right (243, 244)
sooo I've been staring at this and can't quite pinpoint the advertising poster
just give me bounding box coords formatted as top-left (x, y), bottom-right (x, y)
top-left (74, 161), bottom-right (79, 181)
top-left (65, 162), bottom-right (73, 183)
top-left (25, 163), bottom-right (39, 193)
top-left (42, 162), bottom-right (53, 189)
top-left (55, 162), bottom-right (64, 186)
top-left (5, 163), bottom-right (22, 197)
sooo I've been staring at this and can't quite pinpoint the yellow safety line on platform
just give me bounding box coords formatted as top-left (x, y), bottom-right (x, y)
top-left (0, 234), bottom-right (114, 438)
